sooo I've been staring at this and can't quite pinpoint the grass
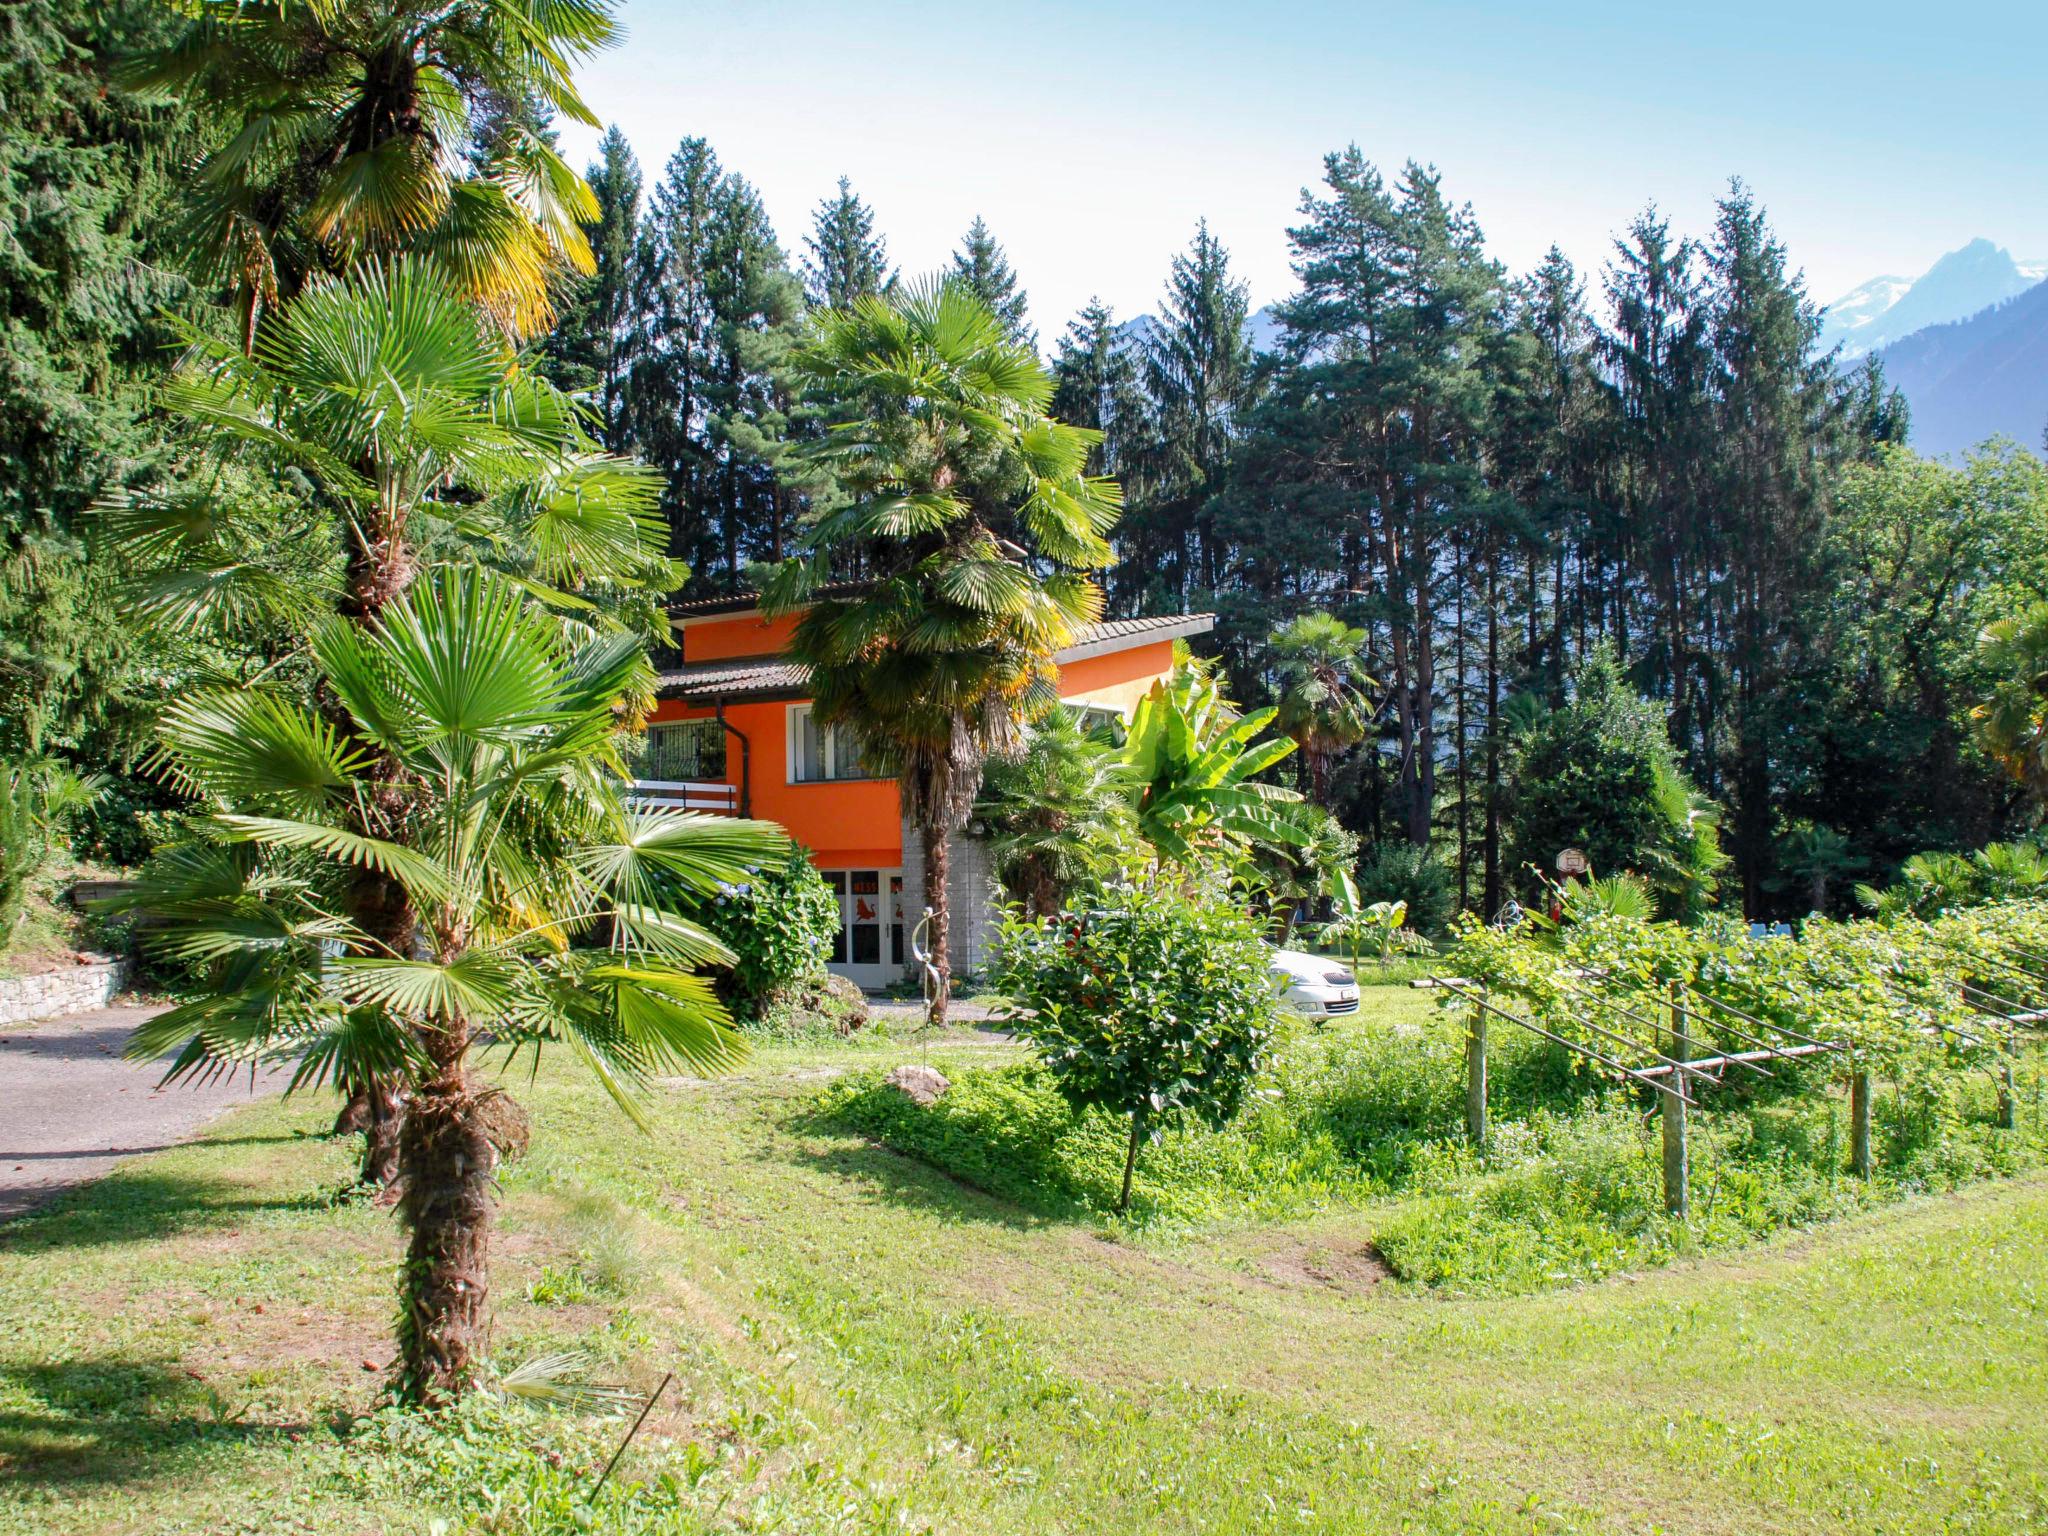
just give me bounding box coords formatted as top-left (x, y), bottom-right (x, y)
top-left (2, 997), bottom-right (2045, 1533)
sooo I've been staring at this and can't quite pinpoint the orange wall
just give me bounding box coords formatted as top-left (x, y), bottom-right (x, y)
top-left (1057, 638), bottom-right (1174, 699)
top-left (648, 634), bottom-right (1176, 872)
top-left (648, 696), bottom-right (902, 867)
top-left (681, 611), bottom-right (801, 662)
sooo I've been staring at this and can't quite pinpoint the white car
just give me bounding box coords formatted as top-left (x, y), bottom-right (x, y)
top-left (1269, 947), bottom-right (1360, 1020)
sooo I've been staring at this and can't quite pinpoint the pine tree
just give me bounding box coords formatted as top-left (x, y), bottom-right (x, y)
top-left (949, 216), bottom-right (1034, 346)
top-left (538, 126), bottom-right (643, 448)
top-left (802, 177), bottom-right (896, 310)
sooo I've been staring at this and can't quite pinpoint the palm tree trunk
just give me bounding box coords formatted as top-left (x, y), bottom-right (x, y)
top-left (395, 1059), bottom-right (526, 1403)
top-left (334, 518), bottom-right (420, 1186)
top-left (923, 816), bottom-right (950, 1028)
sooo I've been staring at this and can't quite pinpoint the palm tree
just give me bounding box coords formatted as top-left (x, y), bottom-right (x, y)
top-left (127, 566), bottom-right (783, 1401)
top-left (1121, 661), bottom-right (1308, 867)
top-left (103, 257), bottom-right (672, 1182)
top-left (975, 709), bottom-right (1130, 917)
top-left (130, 0), bottom-right (619, 345)
top-left (1268, 613), bottom-right (1375, 807)
top-left (763, 281), bottom-right (1120, 1025)
top-left (1976, 603), bottom-right (2048, 817)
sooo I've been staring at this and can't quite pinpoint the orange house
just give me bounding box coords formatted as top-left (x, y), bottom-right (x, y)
top-left (638, 594), bottom-right (1215, 988)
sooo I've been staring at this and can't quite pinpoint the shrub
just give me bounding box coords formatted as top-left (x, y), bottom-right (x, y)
top-left (679, 844), bottom-right (838, 1021)
top-left (988, 885), bottom-right (1281, 1211)
top-left (1354, 841), bottom-right (1455, 938)
top-left (1502, 646), bottom-right (1726, 919)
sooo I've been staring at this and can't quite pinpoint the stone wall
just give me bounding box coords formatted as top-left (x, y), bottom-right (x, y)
top-left (0, 956), bottom-right (129, 1026)
top-left (897, 819), bottom-right (1000, 978)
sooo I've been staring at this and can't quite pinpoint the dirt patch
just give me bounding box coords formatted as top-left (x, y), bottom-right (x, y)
top-left (1254, 1238), bottom-right (1392, 1294)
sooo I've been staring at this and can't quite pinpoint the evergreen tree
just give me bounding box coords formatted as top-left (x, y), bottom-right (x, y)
top-left (538, 126), bottom-right (644, 449)
top-left (1050, 300), bottom-right (1145, 481)
top-left (1125, 219), bottom-right (1255, 613)
top-left (801, 177), bottom-right (896, 310)
top-left (0, 0), bottom-right (191, 760)
top-left (1706, 181), bottom-right (1835, 907)
top-left (949, 216), bottom-right (1034, 346)
top-left (633, 139), bottom-right (814, 586)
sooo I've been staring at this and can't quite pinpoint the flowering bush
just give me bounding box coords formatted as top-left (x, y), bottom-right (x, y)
top-left (686, 844), bottom-right (839, 1021)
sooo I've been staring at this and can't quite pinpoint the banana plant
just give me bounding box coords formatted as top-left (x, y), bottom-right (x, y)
top-left (1121, 662), bottom-right (1309, 867)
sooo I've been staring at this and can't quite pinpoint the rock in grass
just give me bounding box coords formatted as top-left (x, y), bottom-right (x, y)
top-left (883, 1064), bottom-right (950, 1107)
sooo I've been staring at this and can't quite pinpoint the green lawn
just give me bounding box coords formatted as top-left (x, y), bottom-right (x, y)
top-left (3, 995), bottom-right (2044, 1535)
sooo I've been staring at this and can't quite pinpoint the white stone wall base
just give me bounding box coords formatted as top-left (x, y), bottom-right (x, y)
top-left (897, 818), bottom-right (1000, 981)
top-left (0, 959), bottom-right (130, 1025)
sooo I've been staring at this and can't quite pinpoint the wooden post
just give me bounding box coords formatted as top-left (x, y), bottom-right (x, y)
top-left (1850, 1067), bottom-right (1872, 1179)
top-left (1661, 988), bottom-right (1689, 1219)
top-left (1465, 1006), bottom-right (1489, 1146)
top-left (1997, 1050), bottom-right (2016, 1131)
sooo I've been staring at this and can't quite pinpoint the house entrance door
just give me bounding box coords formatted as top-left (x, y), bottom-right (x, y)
top-left (823, 868), bottom-right (904, 991)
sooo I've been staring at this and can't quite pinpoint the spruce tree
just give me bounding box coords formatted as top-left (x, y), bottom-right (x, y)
top-left (1125, 219), bottom-right (1254, 612)
top-left (0, 0), bottom-right (191, 760)
top-left (1051, 300), bottom-right (1145, 481)
top-left (949, 216), bottom-right (1034, 346)
top-left (538, 126), bottom-right (644, 449)
top-left (634, 139), bottom-right (815, 586)
top-left (801, 177), bottom-right (896, 310)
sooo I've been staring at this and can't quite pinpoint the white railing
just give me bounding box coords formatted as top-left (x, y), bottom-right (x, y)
top-left (627, 779), bottom-right (740, 815)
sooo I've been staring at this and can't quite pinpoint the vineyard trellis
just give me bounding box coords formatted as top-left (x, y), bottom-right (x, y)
top-left (1425, 903), bottom-right (2048, 1217)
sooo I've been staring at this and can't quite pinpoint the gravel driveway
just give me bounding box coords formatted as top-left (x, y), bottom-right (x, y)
top-left (0, 1004), bottom-right (289, 1222)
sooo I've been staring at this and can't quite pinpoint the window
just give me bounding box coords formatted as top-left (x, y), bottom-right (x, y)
top-left (642, 720), bottom-right (725, 781)
top-left (788, 705), bottom-right (879, 782)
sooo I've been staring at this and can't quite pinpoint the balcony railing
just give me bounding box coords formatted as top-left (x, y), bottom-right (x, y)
top-left (626, 779), bottom-right (739, 815)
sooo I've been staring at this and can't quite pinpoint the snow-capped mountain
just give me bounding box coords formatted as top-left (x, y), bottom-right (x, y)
top-left (1818, 274), bottom-right (1911, 353)
top-left (1113, 305), bottom-right (1286, 358)
top-left (1823, 239), bottom-right (2043, 361)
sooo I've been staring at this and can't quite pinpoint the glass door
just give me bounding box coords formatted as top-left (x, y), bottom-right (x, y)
top-left (824, 867), bottom-right (902, 989)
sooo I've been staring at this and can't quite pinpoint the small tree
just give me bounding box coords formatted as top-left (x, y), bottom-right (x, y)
top-left (974, 708), bottom-right (1131, 917)
top-left (1268, 613), bottom-right (1376, 807)
top-left (989, 887), bottom-right (1279, 1213)
top-left (1503, 647), bottom-right (1723, 920)
top-left (126, 566), bottom-right (783, 1401)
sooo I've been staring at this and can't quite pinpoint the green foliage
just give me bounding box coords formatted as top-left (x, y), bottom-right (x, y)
top-left (1268, 612), bottom-right (1375, 805)
top-left (0, 759), bottom-right (100, 939)
top-left (1857, 841), bottom-right (2048, 918)
top-left (679, 843), bottom-right (838, 1021)
top-left (628, 136), bottom-right (824, 586)
top-left (0, 0), bottom-right (192, 760)
top-left (949, 216), bottom-right (1033, 346)
top-left (974, 707), bottom-right (1133, 916)
top-left (988, 885), bottom-right (1280, 1208)
top-left (802, 176), bottom-right (896, 310)
top-left (1354, 840), bottom-right (1455, 939)
top-left (1975, 600), bottom-right (2048, 815)
top-left (124, 565), bottom-right (785, 1114)
top-left (138, 0), bottom-right (621, 337)
top-left (1120, 656), bottom-right (1306, 868)
top-left (1504, 647), bottom-right (1723, 918)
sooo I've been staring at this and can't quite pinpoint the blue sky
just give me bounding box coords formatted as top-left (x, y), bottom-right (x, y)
top-left (559, 0), bottom-right (2048, 333)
